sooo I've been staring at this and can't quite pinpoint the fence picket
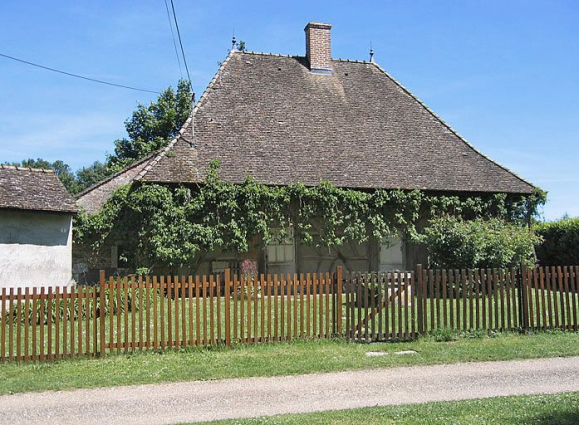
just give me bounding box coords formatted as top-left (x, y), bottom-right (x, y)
top-left (40, 287), bottom-right (46, 360)
top-left (293, 274), bottom-right (298, 340)
top-left (85, 286), bottom-right (90, 355)
top-left (93, 285), bottom-right (98, 356)
top-left (47, 287), bottom-right (53, 359)
top-left (216, 274), bottom-right (222, 344)
top-left (69, 288), bottom-right (75, 357)
top-left (279, 274), bottom-right (284, 341)
top-left (434, 270), bottom-right (440, 330)
top-left (572, 267), bottom-right (579, 331)
top-left (564, 267), bottom-right (572, 330)
top-left (286, 274), bottom-right (292, 340)
top-left (139, 276), bottom-right (144, 350)
top-left (473, 269), bottom-right (480, 331)
top-left (233, 274), bottom-right (239, 343)
top-left (146, 277), bottom-right (152, 349)
top-left (268, 274), bottom-right (273, 342)
top-left (225, 270), bottom-right (231, 346)
top-left (62, 287), bottom-right (69, 358)
top-left (325, 272), bottom-right (330, 339)
top-left (261, 274), bottom-right (266, 342)
top-left (202, 275), bottom-right (208, 344)
top-left (505, 270), bottom-right (512, 330)
top-left (131, 276), bottom-right (136, 350)
top-left (273, 274), bottom-right (279, 341)
top-left (195, 276), bottom-right (201, 345)
top-left (23, 287), bottom-right (30, 360)
top-left (0, 288), bottom-right (5, 359)
top-left (209, 275), bottom-right (215, 345)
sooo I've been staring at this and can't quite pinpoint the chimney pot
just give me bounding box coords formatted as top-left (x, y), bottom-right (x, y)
top-left (304, 22), bottom-right (332, 74)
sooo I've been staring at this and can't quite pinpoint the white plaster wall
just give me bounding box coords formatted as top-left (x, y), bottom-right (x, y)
top-left (0, 210), bottom-right (74, 289)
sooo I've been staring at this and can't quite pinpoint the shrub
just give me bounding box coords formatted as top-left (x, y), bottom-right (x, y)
top-left (534, 216), bottom-right (579, 266)
top-left (431, 328), bottom-right (458, 342)
top-left (417, 216), bottom-right (540, 269)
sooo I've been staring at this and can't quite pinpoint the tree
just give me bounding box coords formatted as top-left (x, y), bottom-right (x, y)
top-left (76, 161), bottom-right (112, 193)
top-left (107, 79), bottom-right (193, 170)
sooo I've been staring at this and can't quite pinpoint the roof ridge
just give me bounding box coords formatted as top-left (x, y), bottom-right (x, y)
top-left (135, 49), bottom-right (239, 182)
top-left (240, 51), bottom-right (372, 65)
top-left (0, 164), bottom-right (55, 174)
top-left (369, 61), bottom-right (535, 191)
top-left (241, 50), bottom-right (298, 58)
top-left (333, 58), bottom-right (371, 64)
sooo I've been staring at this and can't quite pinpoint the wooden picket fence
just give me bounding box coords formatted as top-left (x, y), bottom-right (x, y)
top-left (346, 265), bottom-right (579, 342)
top-left (100, 270), bottom-right (342, 354)
top-left (0, 269), bottom-right (342, 361)
top-left (0, 265), bottom-right (578, 361)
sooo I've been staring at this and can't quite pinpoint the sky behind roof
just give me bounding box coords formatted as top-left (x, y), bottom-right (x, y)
top-left (0, 1), bottom-right (577, 220)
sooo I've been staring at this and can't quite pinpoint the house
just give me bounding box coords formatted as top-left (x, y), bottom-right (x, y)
top-left (76, 22), bottom-right (534, 280)
top-left (0, 165), bottom-right (77, 288)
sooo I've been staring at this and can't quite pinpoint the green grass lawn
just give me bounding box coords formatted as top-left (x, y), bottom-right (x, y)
top-left (1, 331), bottom-right (579, 395)
top-left (202, 392), bottom-right (579, 425)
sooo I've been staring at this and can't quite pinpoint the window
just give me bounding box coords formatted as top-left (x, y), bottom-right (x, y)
top-left (111, 244), bottom-right (135, 269)
top-left (379, 236), bottom-right (403, 271)
top-left (266, 228), bottom-right (295, 264)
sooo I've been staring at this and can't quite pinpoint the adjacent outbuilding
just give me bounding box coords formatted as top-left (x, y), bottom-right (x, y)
top-left (0, 165), bottom-right (77, 288)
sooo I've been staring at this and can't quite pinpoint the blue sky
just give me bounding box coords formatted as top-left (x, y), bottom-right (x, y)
top-left (0, 1), bottom-right (577, 220)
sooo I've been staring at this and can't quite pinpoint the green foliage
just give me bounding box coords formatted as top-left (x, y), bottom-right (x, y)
top-left (534, 216), bottom-right (579, 265)
top-left (75, 162), bottom-right (544, 272)
top-left (75, 161), bottom-right (113, 193)
top-left (107, 79), bottom-right (193, 170)
top-left (417, 216), bottom-right (541, 269)
top-left (430, 328), bottom-right (458, 342)
top-left (236, 40), bottom-right (246, 51)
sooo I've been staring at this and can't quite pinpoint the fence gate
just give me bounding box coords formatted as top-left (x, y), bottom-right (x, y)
top-left (344, 271), bottom-right (417, 342)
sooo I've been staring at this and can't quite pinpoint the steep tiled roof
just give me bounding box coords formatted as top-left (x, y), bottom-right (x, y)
top-left (138, 51), bottom-right (534, 194)
top-left (0, 165), bottom-right (77, 213)
top-left (76, 153), bottom-right (155, 215)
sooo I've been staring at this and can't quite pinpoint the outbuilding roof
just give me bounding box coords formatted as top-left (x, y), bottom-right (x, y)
top-left (0, 165), bottom-right (78, 214)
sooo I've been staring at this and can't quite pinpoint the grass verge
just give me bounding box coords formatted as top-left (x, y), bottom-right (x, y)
top-left (203, 391), bottom-right (579, 424)
top-left (0, 331), bottom-right (578, 395)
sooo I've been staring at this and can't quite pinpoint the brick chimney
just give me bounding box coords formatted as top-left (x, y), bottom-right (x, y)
top-left (305, 22), bottom-right (332, 74)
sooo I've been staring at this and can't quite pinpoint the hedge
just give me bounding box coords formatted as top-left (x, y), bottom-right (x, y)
top-left (417, 216), bottom-right (540, 269)
top-left (534, 217), bottom-right (579, 266)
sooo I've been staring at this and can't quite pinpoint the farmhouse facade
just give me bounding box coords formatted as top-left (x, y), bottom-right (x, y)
top-left (76, 22), bottom-right (534, 281)
top-left (0, 165), bottom-right (77, 288)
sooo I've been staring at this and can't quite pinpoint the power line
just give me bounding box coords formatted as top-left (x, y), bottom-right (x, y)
top-left (0, 52), bottom-right (161, 94)
top-left (168, 0), bottom-right (192, 88)
top-left (163, 0), bottom-right (184, 79)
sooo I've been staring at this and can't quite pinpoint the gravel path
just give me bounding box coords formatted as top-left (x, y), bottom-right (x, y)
top-left (1, 356), bottom-right (579, 424)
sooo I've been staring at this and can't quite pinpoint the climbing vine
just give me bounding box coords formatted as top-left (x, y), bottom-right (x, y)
top-left (75, 162), bottom-right (546, 271)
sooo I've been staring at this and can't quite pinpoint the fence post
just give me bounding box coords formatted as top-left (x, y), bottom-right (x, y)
top-left (336, 266), bottom-right (343, 336)
top-left (224, 269), bottom-right (231, 346)
top-left (518, 264), bottom-right (529, 332)
top-left (99, 270), bottom-right (106, 358)
top-left (416, 264), bottom-right (425, 336)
